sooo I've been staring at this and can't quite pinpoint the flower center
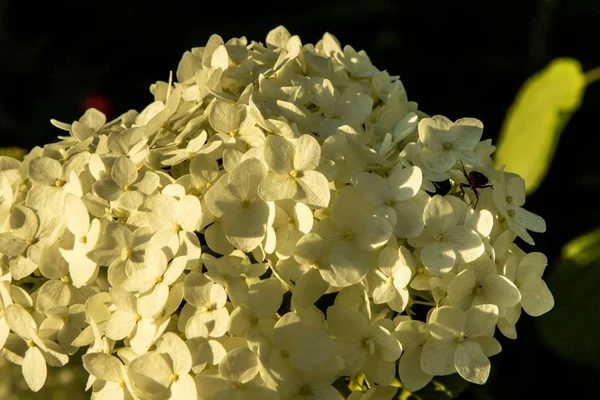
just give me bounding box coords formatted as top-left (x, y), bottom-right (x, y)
top-left (55, 179), bottom-right (66, 187)
top-left (341, 231), bottom-right (354, 241)
top-left (443, 143), bottom-right (452, 150)
top-left (298, 384), bottom-right (313, 396)
top-left (289, 170), bottom-right (302, 178)
top-left (122, 248), bottom-right (133, 260)
top-left (61, 275), bottom-right (71, 284)
top-left (362, 338), bottom-right (375, 354)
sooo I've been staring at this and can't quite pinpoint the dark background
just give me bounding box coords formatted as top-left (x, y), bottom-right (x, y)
top-left (1, 0), bottom-right (600, 398)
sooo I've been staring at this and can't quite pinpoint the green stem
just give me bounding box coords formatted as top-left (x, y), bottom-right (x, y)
top-left (410, 300), bottom-right (436, 306)
top-left (585, 66), bottom-right (600, 85)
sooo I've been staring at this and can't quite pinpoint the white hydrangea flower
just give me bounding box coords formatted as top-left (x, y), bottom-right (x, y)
top-left (204, 158), bottom-right (272, 253)
top-left (82, 352), bottom-right (137, 399)
top-left (503, 252), bottom-right (554, 317)
top-left (92, 155), bottom-right (159, 210)
top-left (446, 255), bottom-right (521, 311)
top-left (259, 134), bottom-right (330, 208)
top-left (408, 195), bottom-right (484, 275)
top-left (4, 304), bottom-right (69, 392)
top-left (327, 305), bottom-right (402, 385)
top-left (0, 26), bottom-right (552, 396)
top-left (421, 305), bottom-right (501, 384)
top-left (417, 116), bottom-right (484, 173)
top-left (180, 272), bottom-right (229, 338)
top-left (492, 171), bottom-right (546, 245)
top-left (195, 347), bottom-right (278, 400)
top-left (26, 154), bottom-right (87, 211)
top-left (367, 246), bottom-right (412, 312)
top-left (395, 320), bottom-right (432, 392)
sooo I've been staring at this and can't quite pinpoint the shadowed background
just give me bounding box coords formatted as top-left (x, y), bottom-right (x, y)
top-left (1, 0), bottom-right (599, 398)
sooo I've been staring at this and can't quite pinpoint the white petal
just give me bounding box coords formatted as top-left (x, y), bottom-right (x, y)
top-left (5, 304), bottom-right (37, 339)
top-left (177, 195), bottom-right (203, 231)
top-left (292, 268), bottom-right (328, 307)
top-left (389, 165), bottom-right (422, 202)
top-left (129, 351), bottom-right (173, 394)
top-left (446, 226), bottom-right (484, 264)
top-left (218, 347), bottom-right (258, 384)
top-left (399, 347), bottom-right (432, 392)
top-left (482, 275), bottom-right (521, 308)
top-left (421, 337), bottom-right (458, 376)
top-left (111, 156), bottom-right (138, 188)
top-left (329, 241), bottom-right (369, 286)
top-left (354, 215), bottom-right (393, 251)
top-left (104, 310), bottom-right (137, 340)
top-left (228, 158), bottom-right (268, 201)
top-left (423, 195), bottom-right (453, 234)
top-left (335, 83), bottom-right (373, 126)
top-left (519, 277), bottom-right (554, 317)
top-left (170, 373), bottom-right (197, 400)
top-left (428, 306), bottom-right (465, 340)
top-left (137, 284), bottom-right (169, 318)
top-left (23, 346), bottom-right (47, 392)
top-left (296, 171), bottom-right (331, 209)
top-left (326, 305), bottom-right (370, 342)
top-left (264, 134), bottom-right (295, 174)
top-left (393, 201), bottom-right (425, 238)
top-left (63, 194), bottom-right (90, 236)
top-left (28, 157), bottom-right (61, 185)
top-left (258, 173), bottom-right (298, 202)
top-left (157, 332), bottom-right (193, 375)
top-left (513, 206), bottom-right (546, 233)
top-left (464, 304), bottom-right (499, 338)
top-left (293, 134), bottom-right (321, 171)
top-left (248, 278), bottom-right (283, 318)
top-left (421, 241), bottom-right (456, 275)
top-left (82, 352), bottom-right (123, 382)
top-left (454, 341), bottom-right (490, 384)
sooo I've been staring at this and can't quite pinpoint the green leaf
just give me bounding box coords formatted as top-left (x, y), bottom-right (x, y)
top-left (536, 230), bottom-right (600, 371)
top-left (494, 58), bottom-right (586, 194)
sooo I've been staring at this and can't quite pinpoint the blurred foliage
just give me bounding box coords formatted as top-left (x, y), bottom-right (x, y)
top-left (537, 230), bottom-right (600, 372)
top-left (494, 58), bottom-right (586, 194)
top-left (0, 147), bottom-right (27, 160)
top-left (401, 376), bottom-right (470, 400)
top-left (0, 356), bottom-right (87, 400)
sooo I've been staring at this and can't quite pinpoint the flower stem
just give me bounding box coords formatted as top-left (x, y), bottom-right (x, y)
top-left (585, 66), bottom-right (600, 85)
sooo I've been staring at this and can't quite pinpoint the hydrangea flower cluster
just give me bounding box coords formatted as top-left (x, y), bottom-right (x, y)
top-left (0, 26), bottom-right (554, 398)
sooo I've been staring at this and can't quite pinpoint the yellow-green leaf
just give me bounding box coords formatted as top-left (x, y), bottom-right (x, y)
top-left (0, 147), bottom-right (28, 160)
top-left (561, 228), bottom-right (600, 267)
top-left (494, 58), bottom-right (586, 194)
